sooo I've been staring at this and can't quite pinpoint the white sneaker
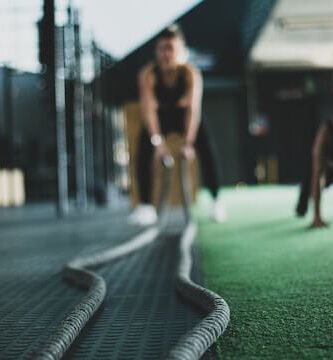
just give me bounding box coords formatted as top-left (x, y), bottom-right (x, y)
top-left (128, 204), bottom-right (158, 226)
top-left (210, 200), bottom-right (227, 223)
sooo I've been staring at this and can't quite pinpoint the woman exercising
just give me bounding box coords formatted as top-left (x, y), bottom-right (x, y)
top-left (128, 24), bottom-right (226, 225)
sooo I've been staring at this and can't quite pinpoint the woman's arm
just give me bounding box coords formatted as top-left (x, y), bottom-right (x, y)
top-left (138, 64), bottom-right (168, 158)
top-left (180, 64), bottom-right (203, 146)
top-left (138, 64), bottom-right (161, 139)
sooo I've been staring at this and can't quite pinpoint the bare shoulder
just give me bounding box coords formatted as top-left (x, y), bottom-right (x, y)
top-left (183, 63), bottom-right (201, 75)
top-left (183, 63), bottom-right (202, 81)
top-left (138, 62), bottom-right (155, 82)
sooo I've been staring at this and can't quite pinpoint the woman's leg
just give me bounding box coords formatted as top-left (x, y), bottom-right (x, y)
top-left (137, 129), bottom-right (154, 204)
top-left (194, 123), bottom-right (221, 199)
top-left (194, 123), bottom-right (226, 222)
top-left (128, 129), bottom-right (158, 225)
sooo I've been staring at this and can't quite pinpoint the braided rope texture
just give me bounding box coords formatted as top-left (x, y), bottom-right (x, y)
top-left (34, 227), bottom-right (159, 360)
top-left (34, 157), bottom-right (230, 360)
top-left (168, 221), bottom-right (230, 360)
top-left (34, 158), bottom-right (173, 360)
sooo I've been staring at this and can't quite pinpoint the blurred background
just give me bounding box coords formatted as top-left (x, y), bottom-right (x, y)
top-left (1, 0), bottom-right (332, 216)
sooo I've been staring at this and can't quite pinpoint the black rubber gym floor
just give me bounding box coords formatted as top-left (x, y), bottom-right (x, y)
top-left (0, 204), bottom-right (215, 359)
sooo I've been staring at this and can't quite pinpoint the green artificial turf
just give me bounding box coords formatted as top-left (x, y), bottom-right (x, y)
top-left (195, 186), bottom-right (333, 360)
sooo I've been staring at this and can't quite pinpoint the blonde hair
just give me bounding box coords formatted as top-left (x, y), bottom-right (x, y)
top-left (156, 24), bottom-right (189, 64)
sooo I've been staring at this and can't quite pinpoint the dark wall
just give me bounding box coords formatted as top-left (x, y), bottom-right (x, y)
top-left (0, 67), bottom-right (57, 200)
top-left (202, 87), bottom-right (245, 185)
top-left (12, 73), bottom-right (55, 146)
top-left (0, 70), bottom-right (5, 134)
top-left (252, 70), bottom-right (328, 184)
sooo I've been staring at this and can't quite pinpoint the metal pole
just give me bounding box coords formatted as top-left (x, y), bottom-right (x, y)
top-left (84, 84), bottom-right (95, 203)
top-left (103, 106), bottom-right (113, 204)
top-left (3, 66), bottom-right (14, 168)
top-left (73, 9), bottom-right (88, 210)
top-left (42, 0), bottom-right (69, 216)
top-left (92, 43), bottom-right (106, 204)
top-left (55, 26), bottom-right (70, 216)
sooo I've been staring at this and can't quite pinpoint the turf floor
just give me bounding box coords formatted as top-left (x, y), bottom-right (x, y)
top-left (196, 186), bottom-right (333, 360)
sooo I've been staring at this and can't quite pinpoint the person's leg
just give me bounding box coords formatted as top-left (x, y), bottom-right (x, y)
top-left (194, 123), bottom-right (220, 199)
top-left (296, 154), bottom-right (312, 217)
top-left (296, 112), bottom-right (318, 216)
top-left (137, 129), bottom-right (154, 204)
top-left (194, 123), bottom-right (226, 222)
top-left (128, 129), bottom-right (157, 225)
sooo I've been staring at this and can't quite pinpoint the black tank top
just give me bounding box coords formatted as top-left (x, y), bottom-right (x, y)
top-left (153, 64), bottom-right (187, 134)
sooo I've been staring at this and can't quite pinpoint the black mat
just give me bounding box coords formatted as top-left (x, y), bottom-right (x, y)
top-left (0, 206), bottom-right (215, 359)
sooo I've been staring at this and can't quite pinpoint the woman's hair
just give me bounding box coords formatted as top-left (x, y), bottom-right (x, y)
top-left (157, 24), bottom-right (186, 44)
top-left (155, 24), bottom-right (188, 64)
